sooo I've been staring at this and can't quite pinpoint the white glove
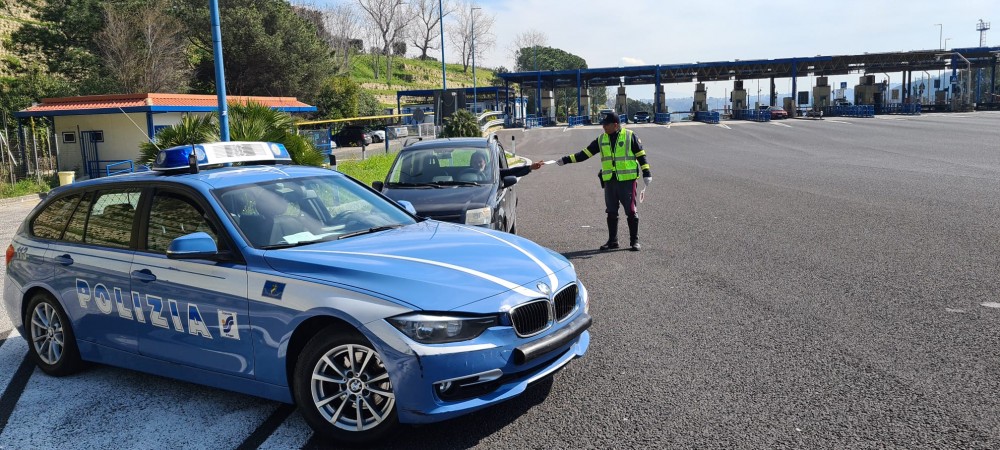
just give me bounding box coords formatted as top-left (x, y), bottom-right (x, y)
top-left (555, 158), bottom-right (565, 166)
top-left (643, 177), bottom-right (652, 187)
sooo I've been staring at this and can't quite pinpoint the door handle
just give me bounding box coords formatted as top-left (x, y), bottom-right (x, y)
top-left (52, 254), bottom-right (73, 266)
top-left (131, 269), bottom-right (157, 283)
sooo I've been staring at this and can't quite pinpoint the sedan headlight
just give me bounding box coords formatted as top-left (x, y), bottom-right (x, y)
top-left (387, 313), bottom-right (498, 344)
top-left (465, 206), bottom-right (491, 226)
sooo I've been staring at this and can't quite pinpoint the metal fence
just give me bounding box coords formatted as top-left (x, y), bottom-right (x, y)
top-left (0, 119), bottom-right (58, 187)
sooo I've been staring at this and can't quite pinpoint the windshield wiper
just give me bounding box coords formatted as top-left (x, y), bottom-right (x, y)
top-left (337, 224), bottom-right (404, 240)
top-left (432, 180), bottom-right (480, 186)
top-left (386, 182), bottom-right (444, 188)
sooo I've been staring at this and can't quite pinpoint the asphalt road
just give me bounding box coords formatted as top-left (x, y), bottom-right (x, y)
top-left (2, 112), bottom-right (1000, 449)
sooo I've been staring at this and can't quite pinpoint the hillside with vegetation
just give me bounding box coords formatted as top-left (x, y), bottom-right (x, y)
top-left (350, 54), bottom-right (495, 107)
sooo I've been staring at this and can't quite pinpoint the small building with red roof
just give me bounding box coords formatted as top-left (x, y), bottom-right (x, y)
top-left (16, 93), bottom-right (316, 179)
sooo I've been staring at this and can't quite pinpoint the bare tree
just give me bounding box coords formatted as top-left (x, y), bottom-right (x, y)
top-left (321, 3), bottom-right (362, 74)
top-left (97, 1), bottom-right (189, 93)
top-left (509, 29), bottom-right (547, 70)
top-left (357, 0), bottom-right (413, 86)
top-left (447, 1), bottom-right (494, 72)
top-left (408, 0), bottom-right (456, 60)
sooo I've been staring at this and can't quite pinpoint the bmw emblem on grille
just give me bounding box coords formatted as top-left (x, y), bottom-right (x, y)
top-left (536, 282), bottom-right (551, 296)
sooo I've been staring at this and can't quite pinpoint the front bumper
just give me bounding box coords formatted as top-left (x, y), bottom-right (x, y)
top-left (367, 310), bottom-right (591, 424)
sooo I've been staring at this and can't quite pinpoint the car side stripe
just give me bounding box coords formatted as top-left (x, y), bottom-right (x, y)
top-left (291, 249), bottom-right (543, 298)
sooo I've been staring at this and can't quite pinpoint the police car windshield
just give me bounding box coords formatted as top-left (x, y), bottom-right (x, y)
top-left (218, 174), bottom-right (416, 248)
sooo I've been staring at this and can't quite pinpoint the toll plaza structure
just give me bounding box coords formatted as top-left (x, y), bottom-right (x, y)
top-left (395, 86), bottom-right (520, 126)
top-left (497, 46), bottom-right (1000, 125)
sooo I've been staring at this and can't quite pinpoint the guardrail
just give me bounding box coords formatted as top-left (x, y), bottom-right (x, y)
top-left (105, 160), bottom-right (135, 177)
top-left (653, 113), bottom-right (671, 124)
top-left (822, 105), bottom-right (875, 117)
top-left (567, 116), bottom-right (588, 127)
top-left (694, 111), bottom-right (721, 124)
top-left (731, 109), bottom-right (771, 122)
top-left (877, 104), bottom-right (921, 115)
top-left (524, 116), bottom-right (551, 129)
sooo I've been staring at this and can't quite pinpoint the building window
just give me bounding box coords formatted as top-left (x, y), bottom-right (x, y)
top-left (88, 131), bottom-right (104, 142)
top-left (62, 132), bottom-right (76, 143)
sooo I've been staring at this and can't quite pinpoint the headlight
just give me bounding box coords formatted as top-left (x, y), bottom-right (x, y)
top-left (387, 313), bottom-right (498, 344)
top-left (465, 206), bottom-right (491, 226)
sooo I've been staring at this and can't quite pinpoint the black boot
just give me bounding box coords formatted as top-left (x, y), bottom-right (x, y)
top-left (600, 216), bottom-right (619, 251)
top-left (627, 217), bottom-right (640, 251)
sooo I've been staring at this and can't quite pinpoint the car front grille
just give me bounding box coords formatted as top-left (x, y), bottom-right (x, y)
top-left (553, 283), bottom-right (578, 321)
top-left (509, 299), bottom-right (551, 337)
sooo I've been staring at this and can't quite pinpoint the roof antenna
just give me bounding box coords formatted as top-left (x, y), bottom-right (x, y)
top-left (188, 143), bottom-right (199, 174)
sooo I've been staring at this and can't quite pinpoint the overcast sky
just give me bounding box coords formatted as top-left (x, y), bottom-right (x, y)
top-left (304, 0), bottom-right (998, 99)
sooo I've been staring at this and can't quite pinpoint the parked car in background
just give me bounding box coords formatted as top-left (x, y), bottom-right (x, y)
top-left (365, 127), bottom-right (387, 143)
top-left (833, 98), bottom-right (852, 107)
top-left (767, 106), bottom-right (789, 119)
top-left (332, 125), bottom-right (372, 147)
top-left (373, 137), bottom-right (520, 233)
top-left (633, 111), bottom-right (651, 123)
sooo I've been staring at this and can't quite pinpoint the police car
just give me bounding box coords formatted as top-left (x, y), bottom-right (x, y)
top-left (2, 142), bottom-right (591, 444)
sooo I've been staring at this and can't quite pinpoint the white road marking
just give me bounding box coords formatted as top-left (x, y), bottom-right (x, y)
top-left (717, 123), bottom-right (731, 129)
top-left (771, 122), bottom-right (792, 128)
top-left (981, 302), bottom-right (1000, 309)
top-left (826, 120), bottom-right (852, 124)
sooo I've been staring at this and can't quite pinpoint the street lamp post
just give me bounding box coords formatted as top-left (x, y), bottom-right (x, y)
top-left (935, 23), bottom-right (943, 50)
top-left (471, 6), bottom-right (480, 114)
top-left (210, 0), bottom-right (229, 141)
top-left (438, 0), bottom-right (446, 125)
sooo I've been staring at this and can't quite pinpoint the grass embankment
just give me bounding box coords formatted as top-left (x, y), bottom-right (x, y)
top-left (350, 55), bottom-right (495, 106)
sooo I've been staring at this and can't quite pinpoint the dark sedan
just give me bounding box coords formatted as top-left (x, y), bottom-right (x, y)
top-left (372, 137), bottom-right (520, 233)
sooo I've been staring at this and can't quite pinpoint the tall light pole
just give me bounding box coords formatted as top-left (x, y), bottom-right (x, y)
top-left (471, 6), bottom-right (480, 114)
top-left (438, 0), bottom-right (446, 126)
top-left (210, 0), bottom-right (229, 141)
top-left (935, 23), bottom-right (943, 50)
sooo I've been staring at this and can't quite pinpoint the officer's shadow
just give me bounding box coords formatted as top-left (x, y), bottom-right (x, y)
top-left (561, 248), bottom-right (617, 260)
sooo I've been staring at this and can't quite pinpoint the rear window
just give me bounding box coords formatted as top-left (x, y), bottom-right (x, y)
top-left (31, 194), bottom-right (81, 239)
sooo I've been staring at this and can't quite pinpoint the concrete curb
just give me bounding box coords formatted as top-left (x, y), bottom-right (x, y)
top-left (0, 192), bottom-right (45, 206)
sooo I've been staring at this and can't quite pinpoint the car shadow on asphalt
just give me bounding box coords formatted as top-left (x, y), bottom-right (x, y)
top-left (302, 377), bottom-right (555, 449)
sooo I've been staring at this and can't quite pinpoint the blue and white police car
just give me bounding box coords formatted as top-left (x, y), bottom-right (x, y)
top-left (2, 142), bottom-right (591, 444)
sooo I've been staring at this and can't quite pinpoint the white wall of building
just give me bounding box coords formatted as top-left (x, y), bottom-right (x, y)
top-left (53, 112), bottom-right (209, 178)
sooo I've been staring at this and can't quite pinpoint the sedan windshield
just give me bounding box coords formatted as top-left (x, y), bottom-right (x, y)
top-left (387, 146), bottom-right (493, 185)
top-left (217, 175), bottom-right (416, 248)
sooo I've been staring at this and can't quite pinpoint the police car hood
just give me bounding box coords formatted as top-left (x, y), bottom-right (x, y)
top-left (264, 221), bottom-right (571, 311)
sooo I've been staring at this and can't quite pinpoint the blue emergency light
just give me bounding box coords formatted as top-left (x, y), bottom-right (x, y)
top-left (152, 142), bottom-right (292, 171)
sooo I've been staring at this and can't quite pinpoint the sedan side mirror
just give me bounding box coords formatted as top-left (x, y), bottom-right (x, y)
top-left (501, 175), bottom-right (518, 189)
top-left (167, 232), bottom-right (226, 261)
top-left (396, 200), bottom-right (417, 214)
top-left (372, 180), bottom-right (384, 191)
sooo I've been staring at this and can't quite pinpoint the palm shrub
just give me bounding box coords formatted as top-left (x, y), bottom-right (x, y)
top-left (138, 102), bottom-right (323, 166)
top-left (440, 109), bottom-right (482, 138)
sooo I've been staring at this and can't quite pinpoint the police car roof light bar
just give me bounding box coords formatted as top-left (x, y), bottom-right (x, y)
top-left (152, 142), bottom-right (292, 172)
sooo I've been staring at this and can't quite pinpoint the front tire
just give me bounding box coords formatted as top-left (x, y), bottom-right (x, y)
top-left (293, 327), bottom-right (399, 444)
top-left (25, 292), bottom-right (83, 376)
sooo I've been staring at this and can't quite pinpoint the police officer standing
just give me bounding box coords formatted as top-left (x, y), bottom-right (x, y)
top-left (555, 112), bottom-right (651, 251)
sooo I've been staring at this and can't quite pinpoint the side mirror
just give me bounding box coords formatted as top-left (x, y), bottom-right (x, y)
top-left (501, 175), bottom-right (518, 189)
top-left (166, 232), bottom-right (224, 260)
top-left (372, 180), bottom-right (384, 191)
top-left (396, 200), bottom-right (417, 214)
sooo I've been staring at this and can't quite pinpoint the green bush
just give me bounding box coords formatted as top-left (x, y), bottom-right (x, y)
top-left (440, 109), bottom-right (481, 138)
